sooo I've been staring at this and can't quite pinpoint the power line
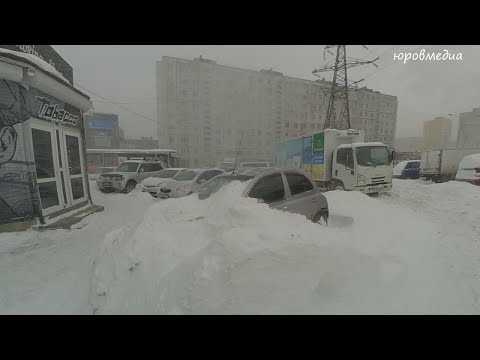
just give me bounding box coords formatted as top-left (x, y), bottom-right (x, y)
top-left (74, 82), bottom-right (157, 125)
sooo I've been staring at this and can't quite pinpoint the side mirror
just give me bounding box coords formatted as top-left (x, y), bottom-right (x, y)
top-left (199, 179), bottom-right (206, 184)
top-left (139, 168), bottom-right (145, 173)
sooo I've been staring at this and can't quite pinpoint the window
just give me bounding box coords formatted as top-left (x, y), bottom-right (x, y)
top-left (248, 173), bottom-right (285, 204)
top-left (285, 173), bottom-right (314, 196)
top-left (336, 148), bottom-right (354, 169)
top-left (406, 161), bottom-right (420, 169)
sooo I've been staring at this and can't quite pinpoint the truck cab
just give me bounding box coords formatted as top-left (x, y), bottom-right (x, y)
top-left (331, 142), bottom-right (394, 193)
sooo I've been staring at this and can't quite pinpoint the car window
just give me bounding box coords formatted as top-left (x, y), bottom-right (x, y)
top-left (285, 173), bottom-right (314, 196)
top-left (150, 163), bottom-right (163, 172)
top-left (174, 170), bottom-right (199, 181)
top-left (116, 162), bottom-right (139, 172)
top-left (139, 163), bottom-right (151, 172)
top-left (197, 171), bottom-right (213, 182)
top-left (410, 162), bottom-right (420, 169)
top-left (248, 173), bottom-right (285, 204)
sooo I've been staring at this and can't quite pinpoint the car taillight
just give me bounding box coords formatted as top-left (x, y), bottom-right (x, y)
top-left (475, 168), bottom-right (480, 174)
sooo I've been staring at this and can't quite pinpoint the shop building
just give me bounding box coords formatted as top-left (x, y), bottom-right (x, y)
top-left (0, 47), bottom-right (93, 231)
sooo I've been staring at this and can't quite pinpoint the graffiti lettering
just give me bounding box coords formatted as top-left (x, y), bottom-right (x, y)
top-left (35, 96), bottom-right (79, 126)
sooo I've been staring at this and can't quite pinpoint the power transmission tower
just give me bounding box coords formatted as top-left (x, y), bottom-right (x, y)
top-left (313, 45), bottom-right (379, 130)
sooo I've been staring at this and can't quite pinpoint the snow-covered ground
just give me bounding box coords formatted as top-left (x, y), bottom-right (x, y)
top-left (1, 179), bottom-right (480, 314)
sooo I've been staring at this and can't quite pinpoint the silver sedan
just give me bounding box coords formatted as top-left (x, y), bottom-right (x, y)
top-left (195, 168), bottom-right (329, 224)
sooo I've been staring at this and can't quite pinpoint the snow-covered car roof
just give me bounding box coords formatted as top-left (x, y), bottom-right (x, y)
top-left (459, 153), bottom-right (480, 168)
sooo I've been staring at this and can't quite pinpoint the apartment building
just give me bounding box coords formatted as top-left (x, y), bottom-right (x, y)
top-left (156, 56), bottom-right (398, 167)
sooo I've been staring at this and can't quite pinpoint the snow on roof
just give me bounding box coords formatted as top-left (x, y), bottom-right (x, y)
top-left (337, 142), bottom-right (387, 149)
top-left (0, 48), bottom-right (70, 84)
top-left (86, 148), bottom-right (176, 154)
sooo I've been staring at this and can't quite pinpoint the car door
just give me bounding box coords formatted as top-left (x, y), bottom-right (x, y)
top-left (246, 172), bottom-right (288, 211)
top-left (283, 171), bottom-right (320, 219)
top-left (137, 163), bottom-right (152, 182)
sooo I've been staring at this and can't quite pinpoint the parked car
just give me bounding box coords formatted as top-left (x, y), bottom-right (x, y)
top-left (195, 168), bottom-right (329, 224)
top-left (88, 167), bottom-right (117, 181)
top-left (142, 168), bottom-right (188, 197)
top-left (455, 153), bottom-right (480, 185)
top-left (96, 160), bottom-right (164, 193)
top-left (239, 161), bottom-right (271, 169)
top-left (393, 160), bottom-right (421, 179)
top-left (157, 168), bottom-right (225, 199)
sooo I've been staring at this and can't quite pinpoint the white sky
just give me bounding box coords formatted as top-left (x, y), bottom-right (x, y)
top-left (54, 45), bottom-right (479, 141)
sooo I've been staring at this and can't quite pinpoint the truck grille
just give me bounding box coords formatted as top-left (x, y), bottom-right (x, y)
top-left (160, 188), bottom-right (171, 193)
top-left (102, 174), bottom-right (117, 179)
top-left (368, 177), bottom-right (386, 185)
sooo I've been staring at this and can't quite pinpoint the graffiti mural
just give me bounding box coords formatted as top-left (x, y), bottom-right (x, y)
top-left (0, 79), bottom-right (40, 225)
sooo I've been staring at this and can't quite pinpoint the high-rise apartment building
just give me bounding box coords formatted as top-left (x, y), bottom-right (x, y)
top-left (156, 56), bottom-right (398, 167)
top-left (423, 117), bottom-right (452, 150)
top-left (457, 108), bottom-right (480, 149)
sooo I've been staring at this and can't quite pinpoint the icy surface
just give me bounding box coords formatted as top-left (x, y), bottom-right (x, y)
top-left (1, 179), bottom-right (480, 314)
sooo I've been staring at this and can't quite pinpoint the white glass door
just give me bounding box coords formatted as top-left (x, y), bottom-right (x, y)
top-left (61, 128), bottom-right (87, 206)
top-left (30, 121), bottom-right (64, 216)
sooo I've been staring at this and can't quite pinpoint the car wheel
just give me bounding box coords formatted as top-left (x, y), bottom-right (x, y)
top-left (313, 211), bottom-right (328, 226)
top-left (123, 180), bottom-right (137, 193)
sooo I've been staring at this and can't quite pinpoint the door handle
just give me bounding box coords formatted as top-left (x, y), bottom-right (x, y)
top-left (335, 170), bottom-right (338, 176)
top-left (351, 170), bottom-right (354, 175)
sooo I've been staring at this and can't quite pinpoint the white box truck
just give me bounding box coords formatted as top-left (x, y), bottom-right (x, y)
top-left (420, 148), bottom-right (480, 182)
top-left (274, 129), bottom-right (395, 194)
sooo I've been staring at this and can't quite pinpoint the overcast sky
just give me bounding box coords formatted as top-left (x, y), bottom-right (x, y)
top-left (53, 45), bottom-right (479, 141)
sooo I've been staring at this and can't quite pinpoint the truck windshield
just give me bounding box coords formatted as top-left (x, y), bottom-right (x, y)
top-left (356, 146), bottom-right (390, 167)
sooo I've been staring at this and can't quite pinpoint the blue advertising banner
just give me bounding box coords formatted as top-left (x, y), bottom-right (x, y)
top-left (303, 136), bottom-right (312, 164)
top-left (89, 119), bottom-right (116, 129)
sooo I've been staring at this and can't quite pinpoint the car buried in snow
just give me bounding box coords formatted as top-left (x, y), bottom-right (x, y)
top-left (194, 167), bottom-right (329, 225)
top-left (455, 153), bottom-right (480, 185)
top-left (141, 168), bottom-right (188, 197)
top-left (393, 160), bottom-right (421, 179)
top-left (157, 168), bottom-right (225, 199)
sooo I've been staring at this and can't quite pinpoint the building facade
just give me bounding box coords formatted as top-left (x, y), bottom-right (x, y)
top-left (156, 56), bottom-right (398, 167)
top-left (457, 108), bottom-right (480, 149)
top-left (0, 47), bottom-right (92, 231)
top-left (423, 117), bottom-right (452, 150)
top-left (120, 136), bottom-right (159, 149)
top-left (84, 112), bottom-right (121, 149)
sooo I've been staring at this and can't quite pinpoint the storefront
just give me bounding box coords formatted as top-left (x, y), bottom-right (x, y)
top-left (0, 48), bottom-right (93, 230)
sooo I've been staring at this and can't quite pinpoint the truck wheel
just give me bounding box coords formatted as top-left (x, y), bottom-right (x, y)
top-left (123, 180), bottom-right (137, 193)
top-left (313, 211), bottom-right (328, 226)
top-left (333, 182), bottom-right (345, 191)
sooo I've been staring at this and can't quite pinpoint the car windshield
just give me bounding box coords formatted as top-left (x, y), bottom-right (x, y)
top-left (116, 162), bottom-right (139, 172)
top-left (356, 146), bottom-right (390, 167)
top-left (173, 170), bottom-right (199, 181)
top-left (153, 169), bottom-right (181, 178)
top-left (197, 175), bottom-right (253, 200)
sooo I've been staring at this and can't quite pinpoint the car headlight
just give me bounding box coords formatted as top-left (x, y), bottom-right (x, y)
top-left (176, 185), bottom-right (187, 193)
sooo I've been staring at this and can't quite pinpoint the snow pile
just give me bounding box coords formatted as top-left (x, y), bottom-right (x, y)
top-left (89, 179), bottom-right (480, 314)
top-left (3, 179), bottom-right (480, 314)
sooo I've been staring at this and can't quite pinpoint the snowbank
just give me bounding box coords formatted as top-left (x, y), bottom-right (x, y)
top-left (2, 179), bottom-right (480, 314)
top-left (89, 179), bottom-right (480, 314)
